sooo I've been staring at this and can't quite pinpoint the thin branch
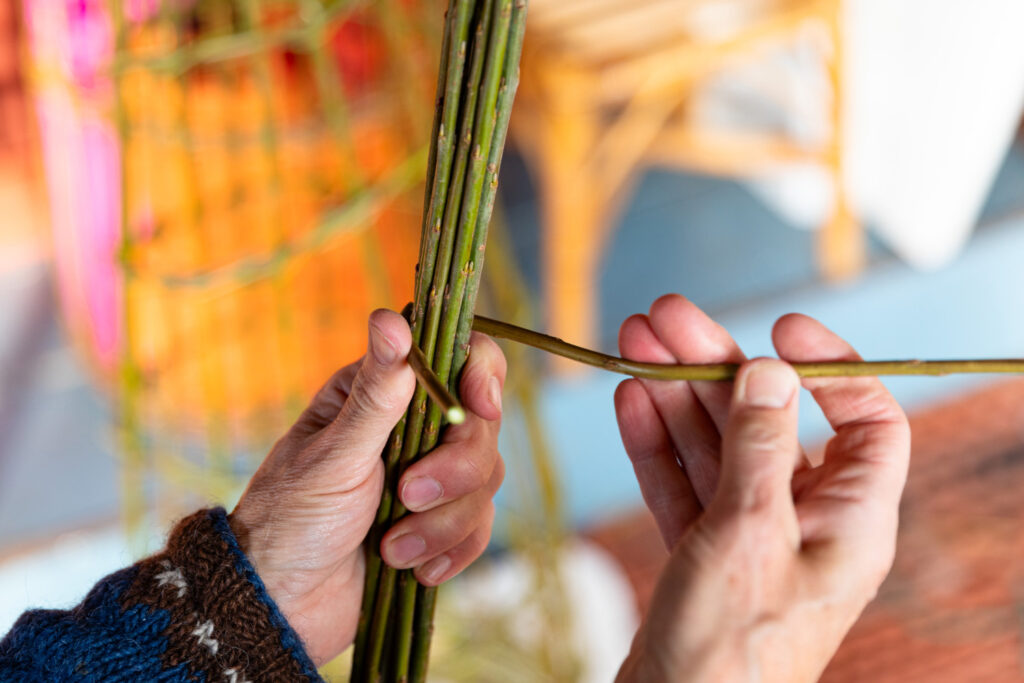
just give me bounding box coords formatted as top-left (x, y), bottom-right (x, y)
top-left (408, 344), bottom-right (466, 424)
top-left (471, 315), bottom-right (1024, 380)
top-left (451, 0), bottom-right (526, 378)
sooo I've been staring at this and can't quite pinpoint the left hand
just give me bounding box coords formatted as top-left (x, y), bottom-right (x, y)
top-left (230, 309), bottom-right (506, 665)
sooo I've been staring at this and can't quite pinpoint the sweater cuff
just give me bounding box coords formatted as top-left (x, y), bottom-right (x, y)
top-left (120, 508), bottom-right (322, 681)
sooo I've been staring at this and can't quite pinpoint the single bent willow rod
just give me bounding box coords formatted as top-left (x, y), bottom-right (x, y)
top-left (468, 315), bottom-right (1024, 381)
top-left (405, 315), bottom-right (1024, 424)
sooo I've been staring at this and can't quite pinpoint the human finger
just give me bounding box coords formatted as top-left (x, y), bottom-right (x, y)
top-left (381, 460), bottom-right (503, 570)
top-left (714, 359), bottom-right (801, 544)
top-left (619, 312), bottom-right (722, 506)
top-left (311, 309), bottom-right (415, 478)
top-left (397, 332), bottom-right (505, 512)
top-left (413, 511), bottom-right (495, 586)
top-left (453, 331), bottom-right (507, 423)
top-left (614, 378), bottom-right (702, 548)
top-left (646, 294), bottom-right (747, 431)
top-left (771, 314), bottom-right (910, 504)
top-left (399, 414), bottom-right (502, 512)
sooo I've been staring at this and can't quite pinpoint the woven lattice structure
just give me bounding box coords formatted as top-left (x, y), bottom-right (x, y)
top-left (23, 0), bottom-right (445, 510)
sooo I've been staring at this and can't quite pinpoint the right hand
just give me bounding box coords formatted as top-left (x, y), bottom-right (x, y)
top-left (612, 295), bottom-right (910, 682)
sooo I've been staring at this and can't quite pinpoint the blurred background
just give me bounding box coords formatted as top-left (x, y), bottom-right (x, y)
top-left (2, 0), bottom-right (1024, 680)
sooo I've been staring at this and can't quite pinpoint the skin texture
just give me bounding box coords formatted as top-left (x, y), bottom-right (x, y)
top-left (613, 295), bottom-right (911, 683)
top-left (230, 309), bottom-right (506, 666)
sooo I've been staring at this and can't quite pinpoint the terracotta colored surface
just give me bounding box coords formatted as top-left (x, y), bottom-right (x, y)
top-left (586, 378), bottom-right (1024, 681)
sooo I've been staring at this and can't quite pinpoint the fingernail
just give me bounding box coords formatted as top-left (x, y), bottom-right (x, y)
top-left (419, 554), bottom-right (451, 584)
top-left (386, 533), bottom-right (426, 567)
top-left (488, 376), bottom-right (502, 413)
top-left (401, 477), bottom-right (443, 511)
top-left (738, 361), bottom-right (797, 409)
top-left (369, 323), bottom-right (398, 365)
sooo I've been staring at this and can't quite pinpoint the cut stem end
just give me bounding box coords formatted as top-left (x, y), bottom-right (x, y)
top-left (407, 344), bottom-right (465, 421)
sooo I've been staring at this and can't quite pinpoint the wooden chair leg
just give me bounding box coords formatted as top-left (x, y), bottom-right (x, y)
top-left (819, 200), bottom-right (864, 279)
top-left (819, 0), bottom-right (865, 280)
top-left (534, 70), bottom-right (608, 368)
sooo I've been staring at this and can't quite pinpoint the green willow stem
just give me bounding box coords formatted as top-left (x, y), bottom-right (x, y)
top-left (429, 0), bottom-right (511, 398)
top-left (350, 421), bottom-right (403, 681)
top-left (413, 0), bottom-right (475, 333)
top-left (390, 3), bottom-right (499, 678)
top-left (471, 315), bottom-right (1024, 380)
top-left (356, 0), bottom-right (527, 678)
top-left (360, 1), bottom-right (476, 680)
top-left (451, 0), bottom-right (526, 376)
top-left (388, 0), bottom-right (482, 512)
top-left (408, 6), bottom-right (525, 682)
top-left (415, 4), bottom-right (452, 284)
top-left (408, 584), bottom-right (438, 683)
top-left (353, 1), bottom-right (469, 673)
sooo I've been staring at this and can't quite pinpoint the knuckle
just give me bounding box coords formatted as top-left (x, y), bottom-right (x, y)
top-left (491, 455), bottom-right (506, 490)
top-left (852, 557), bottom-right (894, 609)
top-left (467, 526), bottom-right (490, 560)
top-left (469, 331), bottom-right (505, 366)
top-left (685, 516), bottom-right (733, 562)
top-left (430, 507), bottom-right (466, 544)
top-left (719, 472), bottom-right (778, 522)
top-left (465, 333), bottom-right (507, 385)
top-left (457, 448), bottom-right (491, 490)
top-left (887, 414), bottom-right (912, 448)
top-left (348, 386), bottom-right (388, 417)
top-left (348, 376), bottom-right (402, 417)
top-left (733, 419), bottom-right (791, 454)
top-left (735, 474), bottom-right (779, 519)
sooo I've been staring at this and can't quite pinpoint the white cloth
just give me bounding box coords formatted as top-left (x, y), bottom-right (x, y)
top-left (706, 0), bottom-right (1024, 268)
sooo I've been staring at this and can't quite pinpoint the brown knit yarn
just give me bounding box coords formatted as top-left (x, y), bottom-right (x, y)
top-left (119, 510), bottom-right (314, 682)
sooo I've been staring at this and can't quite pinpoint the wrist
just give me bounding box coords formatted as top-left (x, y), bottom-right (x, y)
top-left (227, 511), bottom-right (301, 627)
top-left (227, 510), bottom-right (364, 666)
top-left (617, 618), bottom-right (751, 683)
top-left (156, 508), bottom-right (322, 679)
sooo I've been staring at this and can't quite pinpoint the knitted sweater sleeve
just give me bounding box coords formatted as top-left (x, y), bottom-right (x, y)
top-left (0, 508), bottom-right (324, 682)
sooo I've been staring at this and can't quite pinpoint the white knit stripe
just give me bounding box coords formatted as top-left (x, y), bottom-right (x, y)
top-left (223, 667), bottom-right (252, 683)
top-left (155, 559), bottom-right (188, 598)
top-left (192, 619), bottom-right (219, 655)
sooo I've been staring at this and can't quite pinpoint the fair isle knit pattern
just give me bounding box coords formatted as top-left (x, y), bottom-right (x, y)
top-left (0, 508), bottom-right (324, 682)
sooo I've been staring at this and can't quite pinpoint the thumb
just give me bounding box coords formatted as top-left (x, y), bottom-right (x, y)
top-left (715, 359), bottom-right (801, 524)
top-left (321, 309), bottom-right (416, 466)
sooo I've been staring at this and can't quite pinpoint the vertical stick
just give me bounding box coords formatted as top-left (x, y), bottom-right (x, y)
top-left (388, 2), bottom-right (497, 678)
top-left (350, 0), bottom-right (463, 670)
top-left (356, 2), bottom-right (475, 680)
top-left (354, 0), bottom-right (527, 678)
top-left (408, 6), bottom-right (526, 681)
top-left (451, 0), bottom-right (527, 375)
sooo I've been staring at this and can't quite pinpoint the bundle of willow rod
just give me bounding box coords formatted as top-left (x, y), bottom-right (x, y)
top-left (351, 0), bottom-right (527, 681)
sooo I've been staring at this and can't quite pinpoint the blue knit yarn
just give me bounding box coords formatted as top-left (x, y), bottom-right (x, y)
top-left (0, 510), bottom-right (324, 682)
top-left (0, 567), bottom-right (194, 682)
